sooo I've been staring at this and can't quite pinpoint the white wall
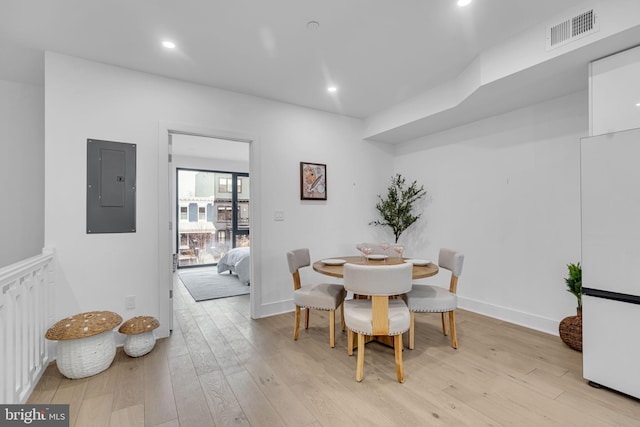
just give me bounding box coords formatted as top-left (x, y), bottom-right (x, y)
top-left (394, 91), bottom-right (587, 334)
top-left (0, 79), bottom-right (44, 268)
top-left (590, 45), bottom-right (640, 135)
top-left (45, 52), bottom-right (393, 336)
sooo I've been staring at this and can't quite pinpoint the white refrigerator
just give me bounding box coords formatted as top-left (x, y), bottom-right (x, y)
top-left (581, 127), bottom-right (640, 399)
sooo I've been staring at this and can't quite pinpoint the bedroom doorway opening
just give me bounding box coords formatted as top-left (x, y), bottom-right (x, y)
top-left (176, 168), bottom-right (250, 269)
top-left (160, 129), bottom-right (255, 335)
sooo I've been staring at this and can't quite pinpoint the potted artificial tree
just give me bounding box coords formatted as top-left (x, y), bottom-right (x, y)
top-left (370, 174), bottom-right (427, 243)
top-left (559, 262), bottom-right (582, 351)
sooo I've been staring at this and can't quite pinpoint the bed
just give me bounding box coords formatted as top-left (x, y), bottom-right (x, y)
top-left (217, 247), bottom-right (251, 285)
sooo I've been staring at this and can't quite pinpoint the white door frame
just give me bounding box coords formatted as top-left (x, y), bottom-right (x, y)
top-left (157, 122), bottom-right (261, 338)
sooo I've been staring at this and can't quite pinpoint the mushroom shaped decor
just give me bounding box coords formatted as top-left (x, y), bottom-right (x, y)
top-left (119, 316), bottom-right (160, 357)
top-left (45, 311), bottom-right (122, 379)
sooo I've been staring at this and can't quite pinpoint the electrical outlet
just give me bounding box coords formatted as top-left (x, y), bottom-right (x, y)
top-left (126, 295), bottom-right (136, 309)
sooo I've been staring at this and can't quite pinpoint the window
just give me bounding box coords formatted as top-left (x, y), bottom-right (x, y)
top-left (218, 177), bottom-right (232, 193)
top-left (217, 206), bottom-right (232, 221)
top-left (177, 167), bottom-right (246, 268)
top-left (218, 177), bottom-right (242, 193)
top-left (238, 203), bottom-right (249, 227)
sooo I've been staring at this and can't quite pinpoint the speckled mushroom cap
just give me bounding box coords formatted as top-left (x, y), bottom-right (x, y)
top-left (118, 316), bottom-right (160, 335)
top-left (45, 311), bottom-right (122, 340)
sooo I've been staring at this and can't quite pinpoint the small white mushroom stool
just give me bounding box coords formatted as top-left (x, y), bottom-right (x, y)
top-left (119, 316), bottom-right (160, 357)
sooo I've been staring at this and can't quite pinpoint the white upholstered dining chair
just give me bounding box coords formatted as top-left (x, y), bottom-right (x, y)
top-left (403, 248), bottom-right (464, 349)
top-left (287, 248), bottom-right (346, 348)
top-left (343, 262), bottom-right (413, 382)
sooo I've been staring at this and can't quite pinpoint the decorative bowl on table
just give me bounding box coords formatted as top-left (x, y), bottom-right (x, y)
top-left (321, 259), bottom-right (347, 265)
top-left (404, 259), bottom-right (431, 266)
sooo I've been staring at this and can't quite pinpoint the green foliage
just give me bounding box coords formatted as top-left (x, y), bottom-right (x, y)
top-left (370, 174), bottom-right (427, 243)
top-left (565, 262), bottom-right (582, 310)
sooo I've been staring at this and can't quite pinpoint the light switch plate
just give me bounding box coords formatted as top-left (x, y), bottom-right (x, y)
top-left (126, 295), bottom-right (136, 309)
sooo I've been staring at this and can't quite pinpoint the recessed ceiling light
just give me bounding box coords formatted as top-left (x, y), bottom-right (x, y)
top-left (636, 102), bottom-right (640, 107)
top-left (162, 40), bottom-right (176, 49)
top-left (457, 0), bottom-right (472, 6)
top-left (327, 86), bottom-right (337, 93)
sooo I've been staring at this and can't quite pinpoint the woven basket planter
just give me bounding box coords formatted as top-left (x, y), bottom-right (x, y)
top-left (56, 330), bottom-right (117, 379)
top-left (559, 308), bottom-right (582, 352)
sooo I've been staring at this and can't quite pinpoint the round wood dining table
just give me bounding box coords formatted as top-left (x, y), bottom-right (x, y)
top-left (313, 255), bottom-right (438, 279)
top-left (313, 255), bottom-right (438, 350)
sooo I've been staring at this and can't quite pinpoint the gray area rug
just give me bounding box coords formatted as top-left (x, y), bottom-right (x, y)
top-left (178, 266), bottom-right (250, 302)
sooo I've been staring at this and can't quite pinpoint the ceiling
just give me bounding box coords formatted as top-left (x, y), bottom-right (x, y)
top-left (1, 0), bottom-right (637, 143)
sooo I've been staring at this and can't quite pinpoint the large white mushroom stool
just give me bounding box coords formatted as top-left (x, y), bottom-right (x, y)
top-left (119, 316), bottom-right (160, 357)
top-left (45, 311), bottom-right (122, 379)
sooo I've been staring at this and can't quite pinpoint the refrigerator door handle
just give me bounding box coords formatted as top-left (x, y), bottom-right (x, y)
top-left (582, 287), bottom-right (640, 305)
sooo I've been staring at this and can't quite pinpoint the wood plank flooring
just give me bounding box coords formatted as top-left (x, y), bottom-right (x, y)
top-left (28, 275), bottom-right (640, 426)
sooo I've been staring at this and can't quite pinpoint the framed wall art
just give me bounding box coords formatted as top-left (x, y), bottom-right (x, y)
top-left (300, 162), bottom-right (327, 200)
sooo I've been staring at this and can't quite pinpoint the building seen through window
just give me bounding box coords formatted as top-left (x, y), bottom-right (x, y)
top-left (176, 169), bottom-right (250, 267)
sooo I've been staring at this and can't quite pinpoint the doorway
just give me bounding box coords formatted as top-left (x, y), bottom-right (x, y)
top-left (158, 128), bottom-right (255, 336)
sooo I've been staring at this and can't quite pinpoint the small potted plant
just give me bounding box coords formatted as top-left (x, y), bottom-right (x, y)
top-left (370, 174), bottom-right (427, 243)
top-left (565, 262), bottom-right (582, 313)
top-left (559, 262), bottom-right (582, 351)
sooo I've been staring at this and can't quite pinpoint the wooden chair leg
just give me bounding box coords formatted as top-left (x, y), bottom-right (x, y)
top-left (294, 306), bottom-right (301, 340)
top-left (347, 329), bottom-right (354, 356)
top-left (341, 303), bottom-right (345, 331)
top-left (356, 333), bottom-right (365, 382)
top-left (305, 308), bottom-right (310, 329)
top-left (449, 311), bottom-right (458, 349)
top-left (409, 312), bottom-right (415, 350)
top-left (394, 334), bottom-right (404, 383)
top-left (441, 312), bottom-right (448, 336)
top-left (329, 309), bottom-right (335, 348)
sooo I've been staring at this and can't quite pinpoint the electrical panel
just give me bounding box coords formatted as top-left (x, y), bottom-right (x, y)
top-left (87, 139), bottom-right (136, 233)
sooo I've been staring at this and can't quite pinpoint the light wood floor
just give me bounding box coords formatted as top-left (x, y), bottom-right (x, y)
top-left (28, 276), bottom-right (640, 426)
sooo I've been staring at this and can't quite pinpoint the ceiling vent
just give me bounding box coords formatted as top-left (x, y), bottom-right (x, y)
top-left (546, 8), bottom-right (599, 50)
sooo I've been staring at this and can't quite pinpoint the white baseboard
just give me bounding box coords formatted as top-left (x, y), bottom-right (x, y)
top-left (20, 355), bottom-right (52, 404)
top-left (255, 296), bottom-right (560, 336)
top-left (254, 298), bottom-right (294, 319)
top-left (458, 296), bottom-right (559, 336)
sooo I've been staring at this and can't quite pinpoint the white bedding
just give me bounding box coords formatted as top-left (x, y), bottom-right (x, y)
top-left (217, 247), bottom-right (251, 285)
